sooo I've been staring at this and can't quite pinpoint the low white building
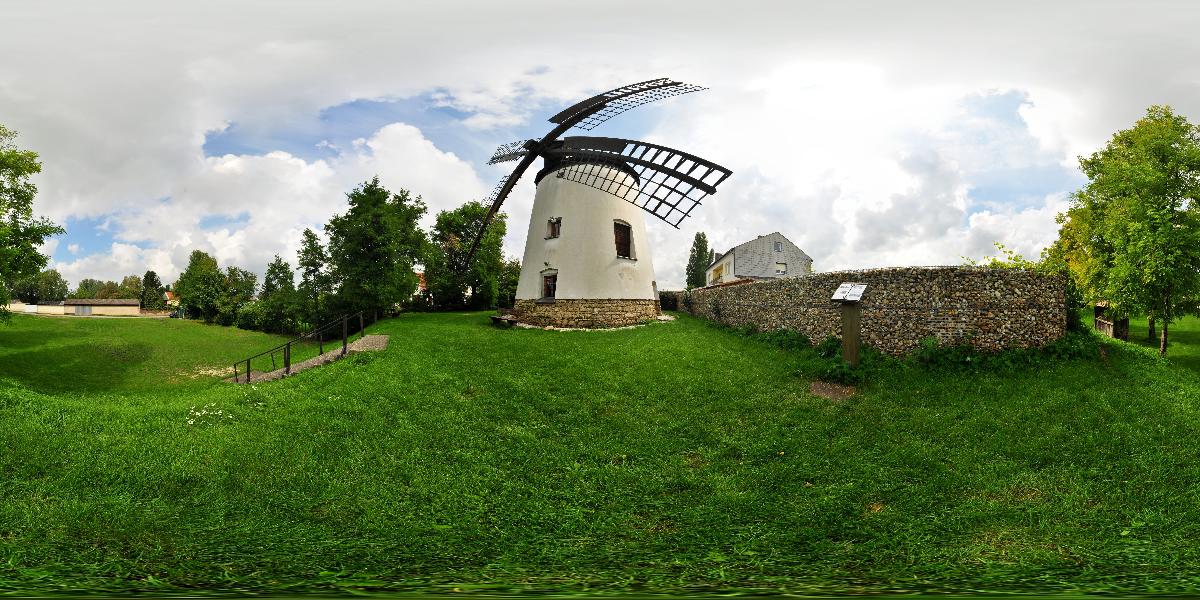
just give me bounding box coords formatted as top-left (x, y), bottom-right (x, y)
top-left (706, 232), bottom-right (812, 286)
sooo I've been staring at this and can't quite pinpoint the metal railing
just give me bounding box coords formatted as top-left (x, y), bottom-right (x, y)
top-left (231, 311), bottom-right (376, 384)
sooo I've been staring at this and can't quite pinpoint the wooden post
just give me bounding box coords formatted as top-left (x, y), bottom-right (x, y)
top-left (284, 343), bottom-right (291, 375)
top-left (840, 302), bottom-right (861, 368)
top-left (359, 313), bottom-right (364, 337)
top-left (342, 316), bottom-right (348, 356)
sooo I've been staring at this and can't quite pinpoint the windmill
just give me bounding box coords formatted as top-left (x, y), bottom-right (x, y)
top-left (466, 78), bottom-right (732, 328)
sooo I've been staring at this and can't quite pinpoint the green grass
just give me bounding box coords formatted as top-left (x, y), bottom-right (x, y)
top-left (3, 311), bottom-right (1200, 594)
top-left (0, 314), bottom-right (325, 392)
top-left (1128, 314), bottom-right (1200, 371)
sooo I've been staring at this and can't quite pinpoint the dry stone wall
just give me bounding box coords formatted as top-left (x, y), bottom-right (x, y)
top-left (512, 299), bottom-right (660, 328)
top-left (680, 267), bottom-right (1066, 355)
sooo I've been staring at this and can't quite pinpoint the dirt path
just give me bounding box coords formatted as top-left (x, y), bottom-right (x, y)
top-left (225, 334), bottom-right (389, 384)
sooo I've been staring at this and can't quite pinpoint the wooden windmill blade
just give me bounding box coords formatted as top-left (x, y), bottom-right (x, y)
top-left (544, 136), bottom-right (732, 228)
top-left (461, 77), bottom-right (726, 268)
top-left (487, 139), bottom-right (537, 165)
top-left (547, 78), bottom-right (707, 131)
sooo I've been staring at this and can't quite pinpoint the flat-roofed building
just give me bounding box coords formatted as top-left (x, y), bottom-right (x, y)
top-left (64, 298), bottom-right (141, 316)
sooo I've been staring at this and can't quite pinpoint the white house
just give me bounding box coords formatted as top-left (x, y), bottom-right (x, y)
top-left (706, 232), bottom-right (813, 286)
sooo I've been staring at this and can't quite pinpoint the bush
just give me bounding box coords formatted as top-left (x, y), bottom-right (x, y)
top-left (659, 291), bottom-right (679, 311)
top-left (755, 328), bottom-right (811, 350)
top-left (909, 332), bottom-right (1099, 372)
top-left (234, 301), bottom-right (263, 331)
top-left (820, 360), bottom-right (865, 385)
top-left (814, 336), bottom-right (841, 359)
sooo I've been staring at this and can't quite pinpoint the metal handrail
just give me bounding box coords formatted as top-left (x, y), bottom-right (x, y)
top-left (231, 311), bottom-right (373, 383)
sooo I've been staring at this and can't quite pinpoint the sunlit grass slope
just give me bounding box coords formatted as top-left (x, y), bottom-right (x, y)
top-left (0, 314), bottom-right (322, 392)
top-left (2, 311), bottom-right (1200, 594)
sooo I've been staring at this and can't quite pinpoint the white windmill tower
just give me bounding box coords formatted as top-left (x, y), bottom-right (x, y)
top-left (465, 79), bottom-right (732, 328)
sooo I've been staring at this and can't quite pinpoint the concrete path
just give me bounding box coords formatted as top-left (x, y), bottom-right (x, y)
top-left (226, 334), bottom-right (389, 384)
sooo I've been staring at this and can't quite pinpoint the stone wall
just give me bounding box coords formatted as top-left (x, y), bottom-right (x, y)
top-left (680, 267), bottom-right (1066, 355)
top-left (512, 298), bottom-right (660, 328)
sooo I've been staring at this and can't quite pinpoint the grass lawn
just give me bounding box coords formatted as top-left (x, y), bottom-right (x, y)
top-left (0, 314), bottom-right (326, 392)
top-left (1127, 313), bottom-right (1200, 372)
top-left (3, 311), bottom-right (1200, 594)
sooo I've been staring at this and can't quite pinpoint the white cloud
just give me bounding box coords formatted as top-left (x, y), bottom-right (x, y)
top-left (6, 1), bottom-right (1200, 289)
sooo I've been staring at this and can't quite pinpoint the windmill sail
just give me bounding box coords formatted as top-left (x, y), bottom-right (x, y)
top-left (547, 78), bottom-right (706, 131)
top-left (487, 139), bottom-right (536, 165)
top-left (543, 137), bottom-right (732, 228)
top-left (460, 77), bottom-right (730, 268)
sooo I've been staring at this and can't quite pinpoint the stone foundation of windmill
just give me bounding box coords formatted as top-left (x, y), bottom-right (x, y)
top-left (511, 299), bottom-right (660, 328)
top-left (674, 266), bottom-right (1067, 356)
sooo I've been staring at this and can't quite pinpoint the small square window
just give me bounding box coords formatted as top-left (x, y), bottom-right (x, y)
top-left (614, 222), bottom-right (633, 259)
top-left (775, 262), bottom-right (787, 275)
top-left (546, 217), bottom-right (561, 239)
top-left (774, 241), bottom-right (783, 252)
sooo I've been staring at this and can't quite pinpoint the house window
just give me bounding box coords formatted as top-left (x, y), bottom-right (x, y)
top-left (542, 273), bottom-right (557, 299)
top-left (614, 221), bottom-right (633, 259)
top-left (775, 262), bottom-right (787, 275)
top-left (774, 241), bottom-right (783, 252)
top-left (711, 264), bottom-right (724, 283)
top-left (546, 217), bottom-right (561, 239)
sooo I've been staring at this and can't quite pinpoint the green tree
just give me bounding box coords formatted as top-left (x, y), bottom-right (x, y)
top-left (117, 274), bottom-right (142, 300)
top-left (1067, 105), bottom-right (1200, 355)
top-left (497, 257), bottom-right (521, 309)
top-left (215, 266), bottom-right (257, 326)
top-left (71, 278), bottom-right (104, 299)
top-left (140, 270), bottom-right (165, 310)
top-left (259, 255), bottom-right (298, 333)
top-left (10, 268), bottom-right (68, 304)
top-left (326, 177), bottom-right (427, 316)
top-left (685, 232), bottom-right (711, 289)
top-left (174, 250), bottom-right (223, 321)
top-left (94, 281), bottom-right (120, 299)
top-left (0, 125), bottom-right (64, 320)
top-left (424, 201), bottom-right (506, 309)
top-left (297, 228), bottom-right (332, 327)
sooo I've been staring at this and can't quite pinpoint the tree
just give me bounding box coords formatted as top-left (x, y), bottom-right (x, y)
top-left (215, 266), bottom-right (257, 326)
top-left (685, 232), bottom-right (711, 289)
top-left (297, 228), bottom-right (332, 327)
top-left (174, 250), bottom-right (223, 321)
top-left (94, 281), bottom-right (120, 299)
top-left (117, 274), bottom-right (142, 300)
top-left (1066, 105), bottom-right (1200, 355)
top-left (10, 268), bottom-right (68, 304)
top-left (140, 270), bottom-right (165, 310)
top-left (0, 125), bottom-right (64, 320)
top-left (259, 255), bottom-right (298, 333)
top-left (71, 279), bottom-right (105, 299)
top-left (325, 177), bottom-right (427, 316)
top-left (423, 201), bottom-right (506, 309)
top-left (497, 257), bottom-right (521, 309)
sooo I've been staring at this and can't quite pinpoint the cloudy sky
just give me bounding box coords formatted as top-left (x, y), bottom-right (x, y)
top-left (3, 1), bottom-right (1198, 289)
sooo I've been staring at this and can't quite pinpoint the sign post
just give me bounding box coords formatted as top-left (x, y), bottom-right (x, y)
top-left (831, 283), bottom-right (868, 367)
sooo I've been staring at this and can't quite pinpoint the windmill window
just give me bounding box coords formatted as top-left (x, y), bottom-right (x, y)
top-left (546, 217), bottom-right (561, 239)
top-left (774, 241), bottom-right (783, 252)
top-left (775, 262), bottom-right (787, 275)
top-left (614, 221), bottom-right (633, 259)
top-left (542, 273), bottom-right (557, 300)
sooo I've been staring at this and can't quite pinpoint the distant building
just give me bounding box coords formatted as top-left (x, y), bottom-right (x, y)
top-left (164, 291), bottom-right (179, 307)
top-left (706, 232), bottom-right (812, 286)
top-left (64, 298), bottom-right (140, 316)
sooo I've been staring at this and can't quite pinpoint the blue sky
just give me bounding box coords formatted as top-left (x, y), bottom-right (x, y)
top-left (8, 1), bottom-right (1187, 288)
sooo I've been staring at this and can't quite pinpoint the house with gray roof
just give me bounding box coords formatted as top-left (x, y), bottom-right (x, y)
top-left (705, 232), bottom-right (812, 286)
